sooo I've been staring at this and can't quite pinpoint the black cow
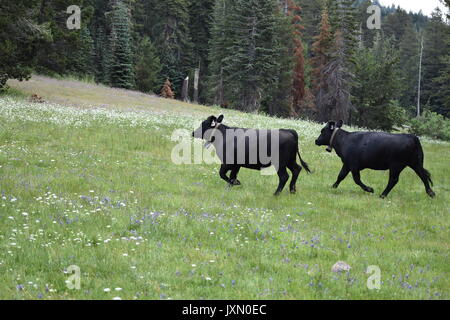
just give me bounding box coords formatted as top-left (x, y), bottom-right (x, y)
top-left (315, 120), bottom-right (435, 198)
top-left (193, 115), bottom-right (311, 195)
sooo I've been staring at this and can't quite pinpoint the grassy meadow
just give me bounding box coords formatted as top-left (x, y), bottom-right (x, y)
top-left (0, 76), bottom-right (449, 300)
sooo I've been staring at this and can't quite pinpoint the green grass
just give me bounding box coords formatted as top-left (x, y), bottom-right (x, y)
top-left (0, 76), bottom-right (448, 300)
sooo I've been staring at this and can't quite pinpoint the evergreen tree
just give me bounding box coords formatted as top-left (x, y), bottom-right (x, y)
top-left (327, 0), bottom-right (360, 65)
top-left (398, 22), bottom-right (420, 109)
top-left (311, 8), bottom-right (333, 97)
top-left (152, 0), bottom-right (193, 97)
top-left (421, 8), bottom-right (450, 115)
top-left (188, 0), bottom-right (215, 103)
top-left (93, 25), bottom-right (109, 83)
top-left (432, 36), bottom-right (450, 117)
top-left (358, 0), bottom-right (376, 48)
top-left (209, 0), bottom-right (294, 115)
top-left (34, 0), bottom-right (95, 76)
top-left (70, 25), bottom-right (95, 77)
top-left (0, 0), bottom-right (47, 87)
top-left (316, 30), bottom-right (354, 123)
top-left (107, 0), bottom-right (134, 89)
top-left (297, 0), bottom-right (325, 46)
top-left (263, 2), bottom-right (295, 117)
top-left (352, 34), bottom-right (402, 129)
top-left (135, 37), bottom-right (162, 93)
top-left (444, 0), bottom-right (450, 19)
top-left (288, 0), bottom-right (307, 116)
top-left (208, 0), bottom-right (233, 106)
top-left (383, 7), bottom-right (412, 48)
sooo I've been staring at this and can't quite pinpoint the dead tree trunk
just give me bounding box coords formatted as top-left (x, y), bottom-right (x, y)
top-left (193, 68), bottom-right (200, 104)
top-left (181, 76), bottom-right (189, 102)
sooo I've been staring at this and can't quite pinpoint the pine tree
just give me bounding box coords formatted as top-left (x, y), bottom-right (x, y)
top-left (188, 0), bottom-right (215, 103)
top-left (327, 0), bottom-right (360, 65)
top-left (311, 9), bottom-right (333, 94)
top-left (94, 25), bottom-right (108, 83)
top-left (433, 55), bottom-right (450, 117)
top-left (316, 30), bottom-right (354, 123)
top-left (352, 34), bottom-right (402, 129)
top-left (288, 0), bottom-right (307, 116)
top-left (263, 1), bottom-right (295, 117)
top-left (444, 0), bottom-right (450, 19)
top-left (398, 22), bottom-right (420, 109)
top-left (34, 0), bottom-right (95, 76)
top-left (70, 26), bottom-right (95, 77)
top-left (208, 0), bottom-right (294, 114)
top-left (358, 0), bottom-right (377, 48)
top-left (297, 0), bottom-right (325, 46)
top-left (0, 0), bottom-right (46, 87)
top-left (135, 37), bottom-right (162, 93)
top-left (383, 7), bottom-right (412, 48)
top-left (108, 0), bottom-right (134, 89)
top-left (208, 0), bottom-right (233, 107)
top-left (421, 8), bottom-right (450, 115)
top-left (152, 0), bottom-right (193, 98)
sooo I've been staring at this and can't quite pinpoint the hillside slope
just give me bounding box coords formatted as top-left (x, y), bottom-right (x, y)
top-left (0, 76), bottom-right (448, 300)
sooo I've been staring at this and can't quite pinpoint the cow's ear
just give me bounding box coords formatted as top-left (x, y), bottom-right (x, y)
top-left (337, 120), bottom-right (343, 128)
top-left (328, 121), bottom-right (336, 131)
top-left (208, 116), bottom-right (217, 125)
top-left (217, 115), bottom-right (224, 123)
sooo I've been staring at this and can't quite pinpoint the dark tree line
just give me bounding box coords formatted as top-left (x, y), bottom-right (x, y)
top-left (1, 0), bottom-right (450, 130)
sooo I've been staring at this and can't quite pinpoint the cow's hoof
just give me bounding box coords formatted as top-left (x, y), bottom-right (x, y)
top-left (380, 194), bottom-right (387, 199)
top-left (274, 191), bottom-right (281, 196)
top-left (230, 179), bottom-right (241, 186)
top-left (427, 190), bottom-right (436, 198)
top-left (365, 187), bottom-right (374, 193)
top-left (332, 184), bottom-right (339, 189)
top-left (290, 189), bottom-right (296, 194)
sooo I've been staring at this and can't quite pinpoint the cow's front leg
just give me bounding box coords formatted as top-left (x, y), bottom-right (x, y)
top-left (219, 165), bottom-right (233, 185)
top-left (333, 165), bottom-right (350, 188)
top-left (230, 166), bottom-right (241, 186)
top-left (351, 170), bottom-right (374, 193)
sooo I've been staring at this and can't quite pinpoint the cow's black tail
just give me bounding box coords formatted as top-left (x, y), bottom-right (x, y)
top-left (289, 129), bottom-right (312, 174)
top-left (297, 150), bottom-right (312, 174)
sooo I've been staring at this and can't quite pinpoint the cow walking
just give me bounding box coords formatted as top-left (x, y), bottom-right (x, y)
top-left (315, 120), bottom-right (435, 198)
top-left (193, 115), bottom-right (311, 195)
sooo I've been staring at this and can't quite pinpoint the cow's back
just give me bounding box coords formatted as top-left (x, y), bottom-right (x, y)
top-left (343, 132), bottom-right (419, 170)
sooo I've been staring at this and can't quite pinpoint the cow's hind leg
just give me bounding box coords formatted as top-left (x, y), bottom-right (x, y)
top-left (410, 165), bottom-right (435, 198)
top-left (333, 165), bottom-right (350, 189)
top-left (351, 170), bottom-right (374, 193)
top-left (380, 165), bottom-right (405, 199)
top-left (219, 164), bottom-right (233, 185)
top-left (288, 162), bottom-right (302, 194)
top-left (274, 166), bottom-right (289, 196)
top-left (230, 166), bottom-right (241, 186)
